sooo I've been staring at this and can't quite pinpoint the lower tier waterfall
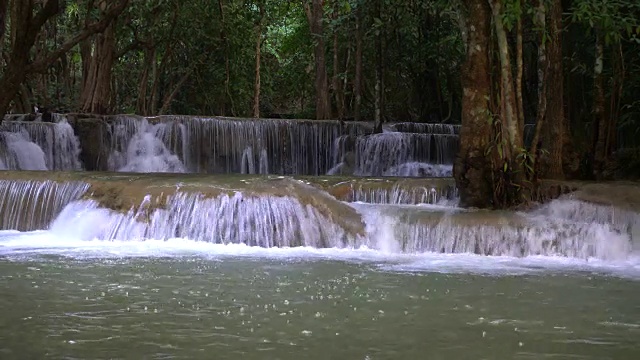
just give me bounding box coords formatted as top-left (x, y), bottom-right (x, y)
top-left (0, 173), bottom-right (637, 262)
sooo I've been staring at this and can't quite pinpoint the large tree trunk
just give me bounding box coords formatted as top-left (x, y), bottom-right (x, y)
top-left (489, 0), bottom-right (522, 156)
top-left (530, 0), bottom-right (548, 161)
top-left (0, 0), bottom-right (57, 119)
top-left (0, 0), bottom-right (8, 44)
top-left (0, 0), bottom-right (128, 122)
top-left (306, 0), bottom-right (331, 120)
top-left (373, 0), bottom-right (384, 133)
top-left (80, 19), bottom-right (116, 114)
top-left (252, 2), bottom-right (264, 118)
top-left (454, 0), bottom-right (494, 208)
top-left (541, 0), bottom-right (565, 179)
top-left (354, 7), bottom-right (363, 121)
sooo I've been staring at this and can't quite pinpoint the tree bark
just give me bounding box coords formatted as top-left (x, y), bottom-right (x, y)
top-left (373, 0), bottom-right (383, 133)
top-left (252, 2), bottom-right (264, 118)
top-left (331, 1), bottom-right (344, 119)
top-left (354, 6), bottom-right (363, 121)
top-left (530, 0), bottom-right (548, 162)
top-left (0, 0), bottom-right (9, 53)
top-left (306, 0), bottom-right (331, 120)
top-left (591, 29), bottom-right (606, 179)
top-left (0, 0), bottom-right (128, 122)
top-left (136, 47), bottom-right (154, 115)
top-left (541, 0), bottom-right (565, 179)
top-left (80, 18), bottom-right (117, 114)
top-left (515, 17), bottom-right (525, 132)
top-left (218, 0), bottom-right (233, 116)
top-left (489, 0), bottom-right (521, 156)
top-left (454, 0), bottom-right (494, 208)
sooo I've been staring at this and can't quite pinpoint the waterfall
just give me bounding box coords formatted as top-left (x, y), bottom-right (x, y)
top-left (388, 122), bottom-right (460, 134)
top-left (105, 115), bottom-right (369, 175)
top-left (0, 176), bottom-right (636, 261)
top-left (3, 114), bottom-right (463, 176)
top-left (0, 116), bottom-right (83, 171)
top-left (50, 192), bottom-right (361, 247)
top-left (535, 197), bottom-right (640, 249)
top-left (0, 180), bottom-right (90, 231)
top-left (0, 131), bottom-right (48, 170)
top-left (106, 117), bottom-right (187, 173)
top-left (350, 183), bottom-right (458, 205)
top-left (352, 133), bottom-right (457, 176)
top-left (354, 203), bottom-right (632, 260)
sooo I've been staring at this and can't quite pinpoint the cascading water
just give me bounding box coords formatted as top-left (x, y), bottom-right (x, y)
top-left (329, 123), bottom-right (458, 177)
top-left (3, 114), bottom-right (462, 177)
top-left (0, 176), bottom-right (636, 262)
top-left (350, 183), bottom-right (458, 205)
top-left (0, 179), bottom-right (90, 230)
top-left (0, 131), bottom-right (48, 170)
top-left (354, 203), bottom-right (632, 260)
top-left (51, 192), bottom-right (358, 247)
top-left (106, 117), bottom-right (187, 173)
top-left (535, 197), bottom-right (640, 249)
top-left (0, 116), bottom-right (83, 171)
top-left (105, 115), bottom-right (370, 175)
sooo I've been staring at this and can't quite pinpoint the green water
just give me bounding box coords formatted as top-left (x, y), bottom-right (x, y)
top-left (1, 256), bottom-right (638, 359)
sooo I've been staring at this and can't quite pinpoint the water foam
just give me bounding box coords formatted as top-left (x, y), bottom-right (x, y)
top-left (48, 192), bottom-right (357, 247)
top-left (354, 202), bottom-right (632, 260)
top-left (0, 117), bottom-right (83, 170)
top-left (0, 180), bottom-right (90, 230)
top-left (0, 131), bottom-right (48, 170)
top-left (107, 118), bottom-right (187, 173)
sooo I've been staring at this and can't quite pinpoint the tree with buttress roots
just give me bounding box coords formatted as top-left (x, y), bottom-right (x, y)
top-left (0, 0), bottom-right (129, 123)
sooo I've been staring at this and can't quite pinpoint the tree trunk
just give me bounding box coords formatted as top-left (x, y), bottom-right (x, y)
top-left (307, 0), bottom-right (331, 120)
top-left (159, 71), bottom-right (191, 115)
top-left (373, 0), bottom-right (383, 133)
top-left (591, 30), bottom-right (606, 179)
top-left (331, 1), bottom-right (344, 119)
top-left (489, 0), bottom-right (521, 156)
top-left (541, 0), bottom-right (565, 179)
top-left (515, 17), bottom-right (525, 132)
top-left (454, 0), bottom-right (494, 208)
top-left (80, 20), bottom-right (116, 114)
top-left (354, 7), bottom-right (363, 121)
top-left (218, 0), bottom-right (233, 116)
top-left (136, 47), bottom-right (154, 116)
top-left (252, 2), bottom-right (264, 118)
top-left (0, 0), bottom-right (8, 45)
top-left (530, 0), bottom-right (548, 162)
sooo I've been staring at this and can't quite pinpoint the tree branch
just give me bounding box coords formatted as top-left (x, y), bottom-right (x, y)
top-left (28, 0), bottom-right (129, 73)
top-left (28, 0), bottom-right (61, 47)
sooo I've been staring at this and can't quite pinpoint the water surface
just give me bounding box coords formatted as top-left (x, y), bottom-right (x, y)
top-left (1, 234), bottom-right (639, 359)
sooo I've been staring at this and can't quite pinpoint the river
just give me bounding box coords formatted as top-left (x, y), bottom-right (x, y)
top-left (1, 231), bottom-right (639, 359)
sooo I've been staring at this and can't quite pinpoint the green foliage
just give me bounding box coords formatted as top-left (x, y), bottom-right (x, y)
top-left (5, 0), bottom-right (464, 121)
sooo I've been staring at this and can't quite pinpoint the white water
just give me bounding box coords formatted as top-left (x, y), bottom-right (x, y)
top-left (108, 118), bottom-right (187, 173)
top-left (0, 117), bottom-right (83, 171)
top-left (383, 162), bottom-right (453, 177)
top-left (0, 131), bottom-right (48, 170)
top-left (1, 229), bottom-right (639, 279)
top-left (0, 187), bottom-right (639, 278)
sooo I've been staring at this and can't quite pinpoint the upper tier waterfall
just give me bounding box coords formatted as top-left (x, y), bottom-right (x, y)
top-left (2, 114), bottom-right (459, 176)
top-left (0, 116), bottom-right (82, 171)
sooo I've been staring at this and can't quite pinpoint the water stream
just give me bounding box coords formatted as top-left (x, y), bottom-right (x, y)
top-left (1, 115), bottom-right (639, 358)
